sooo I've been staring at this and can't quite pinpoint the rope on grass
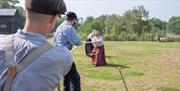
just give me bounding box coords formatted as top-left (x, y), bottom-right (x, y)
top-left (106, 56), bottom-right (129, 91)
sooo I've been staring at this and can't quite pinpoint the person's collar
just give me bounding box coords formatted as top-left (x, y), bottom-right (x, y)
top-left (64, 20), bottom-right (72, 26)
top-left (15, 29), bottom-right (47, 41)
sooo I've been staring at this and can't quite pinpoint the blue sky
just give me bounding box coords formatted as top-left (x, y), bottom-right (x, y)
top-left (19, 0), bottom-right (180, 21)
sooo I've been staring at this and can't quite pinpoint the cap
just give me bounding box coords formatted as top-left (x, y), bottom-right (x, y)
top-left (25, 0), bottom-right (67, 15)
top-left (66, 11), bottom-right (77, 20)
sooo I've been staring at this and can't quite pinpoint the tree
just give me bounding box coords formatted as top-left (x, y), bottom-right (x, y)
top-left (52, 16), bottom-right (65, 32)
top-left (16, 6), bottom-right (25, 29)
top-left (77, 5), bottom-right (168, 41)
top-left (91, 15), bottom-right (107, 34)
top-left (167, 16), bottom-right (180, 34)
top-left (77, 16), bottom-right (95, 38)
top-left (150, 17), bottom-right (167, 37)
top-left (0, 0), bottom-right (19, 8)
top-left (0, 0), bottom-right (11, 8)
top-left (85, 16), bottom-right (94, 23)
top-left (6, 0), bottom-right (19, 5)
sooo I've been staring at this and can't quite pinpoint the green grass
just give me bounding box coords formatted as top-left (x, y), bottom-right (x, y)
top-left (125, 71), bottom-right (144, 77)
top-left (50, 40), bottom-right (180, 91)
top-left (160, 87), bottom-right (180, 91)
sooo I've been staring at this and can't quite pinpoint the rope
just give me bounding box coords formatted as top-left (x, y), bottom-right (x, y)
top-left (57, 41), bottom-right (97, 91)
top-left (106, 56), bottom-right (129, 91)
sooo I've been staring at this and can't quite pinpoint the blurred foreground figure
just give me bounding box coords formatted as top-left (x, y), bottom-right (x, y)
top-left (0, 0), bottom-right (73, 91)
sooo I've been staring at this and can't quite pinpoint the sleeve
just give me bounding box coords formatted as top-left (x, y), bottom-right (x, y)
top-left (53, 26), bottom-right (61, 45)
top-left (63, 50), bottom-right (74, 76)
top-left (99, 36), bottom-right (104, 42)
top-left (92, 36), bottom-right (103, 43)
top-left (63, 27), bottom-right (81, 46)
top-left (91, 37), bottom-right (96, 42)
top-left (87, 33), bottom-right (92, 39)
top-left (64, 61), bottom-right (73, 76)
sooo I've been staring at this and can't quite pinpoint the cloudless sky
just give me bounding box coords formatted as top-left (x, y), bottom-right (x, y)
top-left (19, 0), bottom-right (180, 21)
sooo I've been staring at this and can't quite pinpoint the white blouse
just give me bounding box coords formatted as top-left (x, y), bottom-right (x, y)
top-left (92, 36), bottom-right (104, 47)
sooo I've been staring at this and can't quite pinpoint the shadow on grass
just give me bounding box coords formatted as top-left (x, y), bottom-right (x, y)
top-left (105, 55), bottom-right (130, 69)
top-left (103, 63), bottom-right (130, 69)
top-left (105, 56), bottom-right (130, 91)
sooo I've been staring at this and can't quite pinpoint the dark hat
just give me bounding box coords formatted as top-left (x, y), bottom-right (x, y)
top-left (66, 11), bottom-right (77, 20)
top-left (25, 0), bottom-right (67, 15)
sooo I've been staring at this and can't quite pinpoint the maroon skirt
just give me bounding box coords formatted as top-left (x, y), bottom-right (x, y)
top-left (91, 45), bottom-right (106, 66)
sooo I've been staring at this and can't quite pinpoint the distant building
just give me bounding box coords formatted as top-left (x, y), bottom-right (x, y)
top-left (0, 9), bottom-right (19, 34)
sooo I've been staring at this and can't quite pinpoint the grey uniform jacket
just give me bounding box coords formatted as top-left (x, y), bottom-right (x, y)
top-left (0, 30), bottom-right (73, 91)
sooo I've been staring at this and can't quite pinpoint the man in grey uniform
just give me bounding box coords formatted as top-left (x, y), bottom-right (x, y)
top-left (0, 0), bottom-right (73, 91)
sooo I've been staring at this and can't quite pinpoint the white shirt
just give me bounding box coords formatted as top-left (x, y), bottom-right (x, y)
top-left (87, 32), bottom-right (95, 40)
top-left (92, 36), bottom-right (104, 47)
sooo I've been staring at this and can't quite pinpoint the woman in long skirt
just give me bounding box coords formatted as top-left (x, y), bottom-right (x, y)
top-left (91, 31), bottom-right (106, 67)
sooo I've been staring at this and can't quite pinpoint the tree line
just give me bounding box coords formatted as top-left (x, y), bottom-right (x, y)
top-left (0, 1), bottom-right (180, 41)
top-left (77, 6), bottom-right (180, 41)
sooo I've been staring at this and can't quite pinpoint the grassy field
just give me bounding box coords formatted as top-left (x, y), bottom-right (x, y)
top-left (52, 41), bottom-right (180, 91)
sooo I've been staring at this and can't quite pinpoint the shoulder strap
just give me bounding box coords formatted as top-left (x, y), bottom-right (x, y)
top-left (2, 35), bottom-right (15, 91)
top-left (16, 42), bottom-right (52, 72)
top-left (4, 35), bottom-right (15, 66)
top-left (3, 35), bottom-right (52, 91)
